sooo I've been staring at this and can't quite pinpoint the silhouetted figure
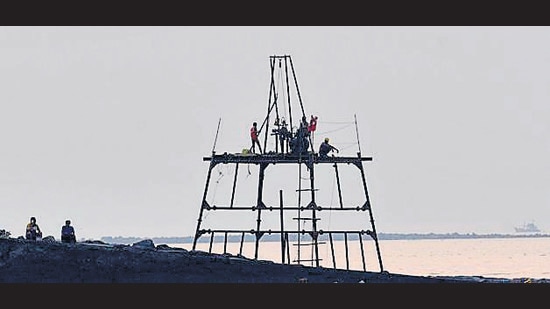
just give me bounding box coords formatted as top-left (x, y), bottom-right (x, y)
top-left (26, 216), bottom-right (42, 241)
top-left (278, 119), bottom-right (290, 153)
top-left (250, 122), bottom-right (262, 154)
top-left (319, 137), bottom-right (339, 158)
top-left (289, 116), bottom-right (311, 155)
top-left (300, 115), bottom-right (308, 130)
top-left (61, 219), bottom-right (76, 243)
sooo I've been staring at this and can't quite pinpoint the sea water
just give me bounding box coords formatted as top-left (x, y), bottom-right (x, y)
top-left (169, 237), bottom-right (550, 280)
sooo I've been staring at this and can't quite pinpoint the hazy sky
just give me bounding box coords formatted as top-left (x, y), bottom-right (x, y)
top-left (1, 26), bottom-right (549, 240)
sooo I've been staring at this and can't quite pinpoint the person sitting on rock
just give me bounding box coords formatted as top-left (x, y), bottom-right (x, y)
top-left (61, 219), bottom-right (76, 243)
top-left (25, 216), bottom-right (42, 241)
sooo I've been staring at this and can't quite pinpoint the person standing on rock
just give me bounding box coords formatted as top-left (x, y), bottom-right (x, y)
top-left (25, 216), bottom-right (42, 241)
top-left (61, 219), bottom-right (76, 243)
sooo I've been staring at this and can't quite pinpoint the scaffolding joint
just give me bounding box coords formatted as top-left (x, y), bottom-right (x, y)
top-left (358, 202), bottom-right (370, 211)
top-left (305, 201), bottom-right (321, 211)
top-left (364, 229), bottom-right (377, 240)
top-left (253, 201), bottom-right (267, 210)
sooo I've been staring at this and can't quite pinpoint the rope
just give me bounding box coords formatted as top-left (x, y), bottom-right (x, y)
top-left (339, 144), bottom-right (359, 151)
top-left (215, 170), bottom-right (223, 184)
top-left (277, 60), bottom-right (288, 121)
top-left (211, 166), bottom-right (224, 198)
top-left (316, 124), bottom-right (354, 135)
top-left (320, 121), bottom-right (354, 125)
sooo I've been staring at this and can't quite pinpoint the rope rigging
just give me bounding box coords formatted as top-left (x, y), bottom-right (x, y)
top-left (210, 165), bottom-right (225, 204)
top-left (276, 58), bottom-right (288, 122)
top-left (316, 123), bottom-right (354, 136)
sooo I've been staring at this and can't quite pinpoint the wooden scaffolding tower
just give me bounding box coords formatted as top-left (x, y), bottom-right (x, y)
top-left (191, 55), bottom-right (384, 272)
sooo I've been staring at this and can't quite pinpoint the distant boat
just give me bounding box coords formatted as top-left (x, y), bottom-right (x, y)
top-left (514, 222), bottom-right (541, 233)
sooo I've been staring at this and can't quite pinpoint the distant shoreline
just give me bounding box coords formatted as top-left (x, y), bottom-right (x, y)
top-left (100, 232), bottom-right (550, 245)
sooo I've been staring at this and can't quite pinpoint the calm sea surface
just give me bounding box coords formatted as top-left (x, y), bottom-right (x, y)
top-left (170, 237), bottom-right (550, 280)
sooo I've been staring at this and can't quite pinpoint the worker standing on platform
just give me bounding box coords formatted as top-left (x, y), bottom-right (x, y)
top-left (250, 121), bottom-right (262, 154)
top-left (308, 115), bottom-right (318, 132)
top-left (308, 115), bottom-right (318, 145)
top-left (279, 118), bottom-right (290, 153)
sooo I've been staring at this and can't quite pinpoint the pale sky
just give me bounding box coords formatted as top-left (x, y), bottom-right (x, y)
top-left (1, 26), bottom-right (549, 240)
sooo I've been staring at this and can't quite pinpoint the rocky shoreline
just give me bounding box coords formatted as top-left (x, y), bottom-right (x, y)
top-left (0, 237), bottom-right (547, 283)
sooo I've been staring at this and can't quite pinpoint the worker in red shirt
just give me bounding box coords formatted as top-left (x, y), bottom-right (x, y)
top-left (308, 115), bottom-right (318, 144)
top-left (250, 121), bottom-right (262, 154)
top-left (308, 115), bottom-right (318, 133)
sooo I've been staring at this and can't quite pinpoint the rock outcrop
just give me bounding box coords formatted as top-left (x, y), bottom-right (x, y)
top-left (0, 237), bottom-right (546, 283)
